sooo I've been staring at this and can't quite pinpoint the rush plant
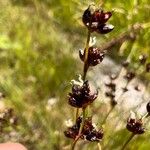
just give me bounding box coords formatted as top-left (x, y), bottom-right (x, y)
top-left (64, 3), bottom-right (150, 150)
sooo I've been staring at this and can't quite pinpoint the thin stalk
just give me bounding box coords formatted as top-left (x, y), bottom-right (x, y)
top-left (71, 108), bottom-right (86, 150)
top-left (116, 41), bottom-right (136, 80)
top-left (141, 112), bottom-right (149, 120)
top-left (72, 20), bottom-right (91, 150)
top-left (75, 108), bottom-right (79, 122)
top-left (102, 106), bottom-right (115, 125)
top-left (121, 133), bottom-right (135, 150)
top-left (83, 28), bottom-right (91, 80)
top-left (97, 142), bottom-right (102, 150)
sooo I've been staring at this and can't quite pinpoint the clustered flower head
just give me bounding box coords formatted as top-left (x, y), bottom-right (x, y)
top-left (126, 111), bottom-right (145, 135)
top-left (126, 118), bottom-right (145, 134)
top-left (82, 5), bottom-right (114, 34)
top-left (64, 116), bottom-right (103, 142)
top-left (68, 80), bottom-right (98, 108)
top-left (79, 47), bottom-right (105, 66)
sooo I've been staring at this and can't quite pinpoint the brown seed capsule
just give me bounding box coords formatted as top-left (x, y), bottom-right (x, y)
top-left (64, 116), bottom-right (104, 141)
top-left (64, 125), bottom-right (79, 139)
top-left (82, 7), bottom-right (92, 26)
top-left (92, 10), bottom-right (112, 24)
top-left (96, 24), bottom-right (114, 34)
top-left (82, 6), bottom-right (114, 33)
top-left (126, 118), bottom-right (145, 134)
top-left (85, 129), bottom-right (104, 142)
top-left (68, 81), bottom-right (98, 108)
top-left (79, 47), bottom-right (105, 66)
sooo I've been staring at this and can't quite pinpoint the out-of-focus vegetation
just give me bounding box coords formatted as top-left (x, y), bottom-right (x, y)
top-left (0, 0), bottom-right (150, 150)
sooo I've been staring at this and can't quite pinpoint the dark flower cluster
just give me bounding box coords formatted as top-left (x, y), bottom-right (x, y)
top-left (82, 5), bottom-right (114, 34)
top-left (64, 117), bottom-right (103, 142)
top-left (126, 118), bottom-right (145, 134)
top-left (68, 81), bottom-right (98, 108)
top-left (79, 47), bottom-right (105, 66)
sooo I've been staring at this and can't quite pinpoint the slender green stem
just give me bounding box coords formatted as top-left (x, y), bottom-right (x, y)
top-left (71, 134), bottom-right (81, 150)
top-left (121, 133), bottom-right (135, 150)
top-left (75, 108), bottom-right (79, 122)
top-left (83, 28), bottom-right (91, 81)
top-left (72, 20), bottom-right (91, 150)
top-left (141, 112), bottom-right (149, 120)
top-left (98, 142), bottom-right (102, 150)
top-left (102, 106), bottom-right (115, 125)
top-left (71, 108), bottom-right (86, 150)
top-left (75, 28), bottom-right (91, 122)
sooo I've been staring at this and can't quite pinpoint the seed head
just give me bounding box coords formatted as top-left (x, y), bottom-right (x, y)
top-left (79, 47), bottom-right (105, 66)
top-left (126, 118), bottom-right (145, 134)
top-left (68, 81), bottom-right (98, 108)
top-left (64, 125), bottom-right (79, 139)
top-left (82, 6), bottom-right (114, 34)
top-left (96, 24), bottom-right (114, 34)
top-left (64, 116), bottom-right (103, 141)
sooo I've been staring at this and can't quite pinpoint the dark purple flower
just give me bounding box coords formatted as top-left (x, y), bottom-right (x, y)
top-left (126, 118), bottom-right (145, 134)
top-left (79, 47), bottom-right (105, 66)
top-left (68, 81), bottom-right (98, 108)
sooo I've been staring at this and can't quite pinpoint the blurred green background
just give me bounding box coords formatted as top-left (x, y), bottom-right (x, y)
top-left (0, 0), bottom-right (150, 150)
